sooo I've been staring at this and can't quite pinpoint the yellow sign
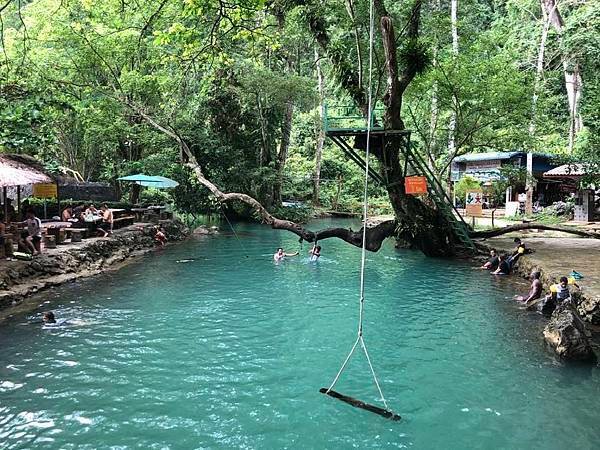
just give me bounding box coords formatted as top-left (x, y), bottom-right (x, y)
top-left (33, 183), bottom-right (58, 198)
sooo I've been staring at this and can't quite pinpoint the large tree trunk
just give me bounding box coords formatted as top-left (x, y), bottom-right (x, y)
top-left (273, 99), bottom-right (294, 206)
top-left (374, 5), bottom-right (461, 256)
top-left (313, 47), bottom-right (325, 206)
top-left (541, 0), bottom-right (583, 152)
top-left (526, 8), bottom-right (550, 215)
top-left (428, 0), bottom-right (441, 172)
top-left (447, 0), bottom-right (458, 182)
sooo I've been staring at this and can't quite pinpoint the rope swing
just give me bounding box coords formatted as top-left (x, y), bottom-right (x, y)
top-left (319, 0), bottom-right (400, 422)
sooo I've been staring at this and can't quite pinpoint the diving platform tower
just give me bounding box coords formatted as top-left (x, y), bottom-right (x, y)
top-left (323, 105), bottom-right (476, 252)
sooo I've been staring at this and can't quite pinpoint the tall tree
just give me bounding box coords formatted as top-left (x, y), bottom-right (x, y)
top-left (541, 0), bottom-right (583, 152)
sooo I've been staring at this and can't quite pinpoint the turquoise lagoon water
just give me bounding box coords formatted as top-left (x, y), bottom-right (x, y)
top-left (1, 219), bottom-right (599, 449)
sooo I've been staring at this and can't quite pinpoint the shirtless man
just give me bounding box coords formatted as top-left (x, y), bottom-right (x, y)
top-left (515, 271), bottom-right (542, 303)
top-left (273, 247), bottom-right (299, 262)
top-left (98, 204), bottom-right (113, 237)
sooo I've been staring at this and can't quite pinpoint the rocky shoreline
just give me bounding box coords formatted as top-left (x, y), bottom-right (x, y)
top-left (489, 246), bottom-right (599, 363)
top-left (0, 220), bottom-right (189, 316)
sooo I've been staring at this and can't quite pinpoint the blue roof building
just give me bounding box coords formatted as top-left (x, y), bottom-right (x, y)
top-left (451, 151), bottom-right (557, 183)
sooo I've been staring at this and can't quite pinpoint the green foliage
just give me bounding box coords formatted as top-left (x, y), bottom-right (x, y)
top-left (454, 176), bottom-right (481, 203)
top-left (1, 0), bottom-right (599, 227)
top-left (139, 189), bottom-right (172, 206)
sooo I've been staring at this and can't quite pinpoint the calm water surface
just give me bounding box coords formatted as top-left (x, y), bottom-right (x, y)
top-left (1, 219), bottom-right (599, 449)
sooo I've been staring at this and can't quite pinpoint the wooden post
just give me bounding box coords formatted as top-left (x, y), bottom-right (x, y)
top-left (56, 182), bottom-right (61, 218)
top-left (17, 185), bottom-right (21, 218)
top-left (525, 152), bottom-right (533, 215)
top-left (2, 187), bottom-right (7, 222)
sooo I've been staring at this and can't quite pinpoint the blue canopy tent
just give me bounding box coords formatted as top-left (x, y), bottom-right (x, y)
top-left (117, 174), bottom-right (179, 188)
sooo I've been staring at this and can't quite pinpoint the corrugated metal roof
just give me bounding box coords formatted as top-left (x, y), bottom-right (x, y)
top-left (0, 154), bottom-right (54, 187)
top-left (454, 152), bottom-right (523, 163)
top-left (454, 151), bottom-right (556, 163)
top-left (543, 164), bottom-right (587, 178)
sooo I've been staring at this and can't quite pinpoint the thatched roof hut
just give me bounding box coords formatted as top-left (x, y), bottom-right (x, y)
top-left (0, 154), bottom-right (55, 187)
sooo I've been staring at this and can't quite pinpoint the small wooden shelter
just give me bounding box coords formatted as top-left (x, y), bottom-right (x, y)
top-left (0, 154), bottom-right (56, 220)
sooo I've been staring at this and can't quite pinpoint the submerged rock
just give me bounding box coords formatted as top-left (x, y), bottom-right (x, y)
top-left (526, 296), bottom-right (556, 316)
top-left (543, 303), bottom-right (596, 362)
top-left (193, 225), bottom-right (218, 235)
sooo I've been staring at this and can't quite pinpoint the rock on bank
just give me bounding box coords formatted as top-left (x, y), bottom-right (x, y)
top-left (0, 220), bottom-right (188, 311)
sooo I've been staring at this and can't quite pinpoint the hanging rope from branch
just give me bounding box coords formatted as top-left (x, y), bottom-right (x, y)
top-left (320, 0), bottom-right (400, 421)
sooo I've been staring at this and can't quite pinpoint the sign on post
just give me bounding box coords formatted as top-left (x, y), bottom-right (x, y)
top-left (33, 183), bottom-right (58, 199)
top-left (404, 176), bottom-right (428, 195)
top-left (465, 190), bottom-right (483, 217)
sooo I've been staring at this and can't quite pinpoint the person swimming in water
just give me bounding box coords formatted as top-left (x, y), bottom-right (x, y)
top-left (42, 311), bottom-right (57, 324)
top-left (273, 247), bottom-right (299, 262)
top-left (309, 244), bottom-right (321, 261)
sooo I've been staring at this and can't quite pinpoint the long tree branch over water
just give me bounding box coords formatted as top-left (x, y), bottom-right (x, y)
top-left (125, 100), bottom-right (397, 252)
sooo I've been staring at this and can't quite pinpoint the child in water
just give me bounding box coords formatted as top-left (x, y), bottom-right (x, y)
top-left (309, 244), bottom-right (321, 261)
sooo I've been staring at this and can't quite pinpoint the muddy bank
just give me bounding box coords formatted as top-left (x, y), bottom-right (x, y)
top-left (0, 220), bottom-right (189, 314)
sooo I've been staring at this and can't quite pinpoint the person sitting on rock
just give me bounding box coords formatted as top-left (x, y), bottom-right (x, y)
top-left (554, 276), bottom-right (571, 303)
top-left (507, 238), bottom-right (527, 268)
top-left (0, 213), bottom-right (14, 260)
top-left (492, 254), bottom-right (511, 275)
top-left (17, 210), bottom-right (43, 255)
top-left (515, 271), bottom-right (542, 303)
top-left (479, 248), bottom-right (499, 271)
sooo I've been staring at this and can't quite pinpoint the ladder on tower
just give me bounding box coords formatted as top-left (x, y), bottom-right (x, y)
top-left (322, 104), bottom-right (476, 253)
top-left (403, 145), bottom-right (477, 253)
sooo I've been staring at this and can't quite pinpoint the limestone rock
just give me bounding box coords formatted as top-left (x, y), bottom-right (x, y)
top-left (543, 304), bottom-right (596, 362)
top-left (577, 297), bottom-right (600, 325)
top-left (526, 296), bottom-right (556, 316)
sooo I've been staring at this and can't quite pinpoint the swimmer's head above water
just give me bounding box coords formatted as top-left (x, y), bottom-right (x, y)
top-left (43, 311), bottom-right (56, 324)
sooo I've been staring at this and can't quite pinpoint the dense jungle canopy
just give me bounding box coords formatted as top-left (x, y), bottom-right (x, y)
top-left (1, 0), bottom-right (599, 254)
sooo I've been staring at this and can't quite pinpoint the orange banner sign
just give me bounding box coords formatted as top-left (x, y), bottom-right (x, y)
top-left (404, 176), bottom-right (428, 195)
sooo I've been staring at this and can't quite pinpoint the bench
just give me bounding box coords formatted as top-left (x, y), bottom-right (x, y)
top-left (112, 216), bottom-right (135, 229)
top-left (64, 228), bottom-right (88, 242)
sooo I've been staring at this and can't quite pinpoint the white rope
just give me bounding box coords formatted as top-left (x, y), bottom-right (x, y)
top-left (326, 0), bottom-right (391, 412)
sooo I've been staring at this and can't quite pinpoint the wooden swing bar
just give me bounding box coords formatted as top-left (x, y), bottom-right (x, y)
top-left (319, 388), bottom-right (401, 421)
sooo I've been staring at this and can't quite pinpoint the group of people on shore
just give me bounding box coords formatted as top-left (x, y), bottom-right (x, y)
top-left (0, 203), bottom-right (116, 261)
top-left (478, 238), bottom-right (527, 275)
top-left (61, 203), bottom-right (113, 237)
top-left (478, 237), bottom-right (576, 308)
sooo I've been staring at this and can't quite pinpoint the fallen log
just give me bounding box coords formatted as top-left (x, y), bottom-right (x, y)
top-left (470, 223), bottom-right (600, 240)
